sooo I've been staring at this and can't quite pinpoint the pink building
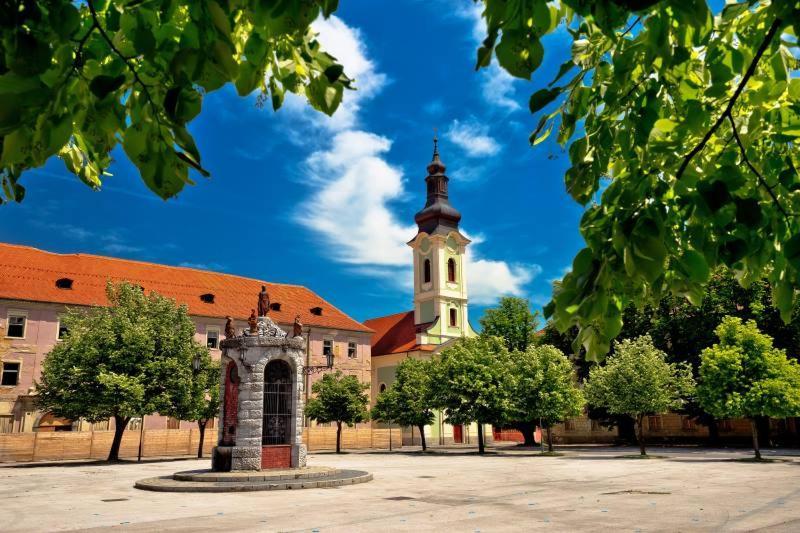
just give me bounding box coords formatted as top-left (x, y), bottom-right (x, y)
top-left (0, 243), bottom-right (372, 433)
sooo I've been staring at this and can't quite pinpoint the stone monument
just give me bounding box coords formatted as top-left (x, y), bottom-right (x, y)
top-left (212, 312), bottom-right (307, 471)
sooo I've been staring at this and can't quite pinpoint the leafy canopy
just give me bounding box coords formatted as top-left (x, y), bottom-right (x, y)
top-left (429, 336), bottom-right (514, 425)
top-left (508, 344), bottom-right (584, 426)
top-left (0, 0), bottom-right (349, 203)
top-left (477, 0), bottom-right (800, 360)
top-left (167, 352), bottom-right (221, 424)
top-left (697, 316), bottom-right (800, 420)
top-left (479, 296), bottom-right (540, 352)
top-left (305, 371), bottom-right (370, 427)
top-left (584, 335), bottom-right (695, 418)
top-left (35, 281), bottom-right (206, 422)
top-left (370, 357), bottom-right (435, 429)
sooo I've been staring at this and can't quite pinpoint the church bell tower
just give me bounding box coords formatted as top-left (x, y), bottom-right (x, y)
top-left (408, 138), bottom-right (475, 345)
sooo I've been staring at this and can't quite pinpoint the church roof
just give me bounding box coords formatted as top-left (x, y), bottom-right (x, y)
top-left (0, 243), bottom-right (371, 333)
top-left (363, 310), bottom-right (438, 356)
top-left (414, 138), bottom-right (462, 236)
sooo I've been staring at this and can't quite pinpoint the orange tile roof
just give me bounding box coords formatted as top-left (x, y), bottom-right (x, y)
top-left (0, 243), bottom-right (371, 333)
top-left (363, 310), bottom-right (437, 356)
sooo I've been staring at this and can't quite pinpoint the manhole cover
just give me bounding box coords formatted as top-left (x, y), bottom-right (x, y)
top-left (101, 498), bottom-right (129, 502)
top-left (385, 496), bottom-right (415, 501)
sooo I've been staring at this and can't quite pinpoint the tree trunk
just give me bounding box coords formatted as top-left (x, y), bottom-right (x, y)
top-left (515, 422), bottom-right (536, 446)
top-left (108, 415), bottom-right (130, 462)
top-left (197, 420), bottom-right (207, 459)
top-left (477, 422), bottom-right (485, 454)
top-left (636, 414), bottom-right (646, 456)
top-left (751, 418), bottom-right (762, 460)
top-left (417, 424), bottom-right (427, 451)
top-left (546, 425), bottom-right (554, 453)
top-left (336, 421), bottom-right (342, 454)
top-left (707, 418), bottom-right (720, 447)
top-left (756, 416), bottom-right (771, 448)
top-left (618, 415), bottom-right (637, 444)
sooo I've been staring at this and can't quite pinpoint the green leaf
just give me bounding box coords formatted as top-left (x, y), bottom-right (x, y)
top-left (89, 75), bottom-right (126, 99)
top-left (679, 249), bottom-right (709, 284)
top-left (495, 31), bottom-right (543, 80)
top-left (529, 88), bottom-right (560, 114)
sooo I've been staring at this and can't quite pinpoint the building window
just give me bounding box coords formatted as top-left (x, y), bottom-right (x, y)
top-left (379, 383), bottom-right (387, 393)
top-left (323, 339), bottom-right (333, 357)
top-left (347, 341), bottom-right (357, 358)
top-left (207, 327), bottom-right (220, 349)
top-left (423, 259), bottom-right (431, 283)
top-left (6, 313), bottom-right (26, 338)
top-left (200, 293), bottom-right (215, 304)
top-left (311, 306), bottom-right (323, 316)
top-left (57, 319), bottom-right (68, 340)
top-left (449, 308), bottom-right (457, 327)
top-left (647, 415), bottom-right (663, 431)
top-left (447, 258), bottom-right (456, 282)
top-left (1, 362), bottom-right (20, 386)
top-left (55, 277), bottom-right (73, 289)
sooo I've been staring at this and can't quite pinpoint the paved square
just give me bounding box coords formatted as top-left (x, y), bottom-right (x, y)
top-left (2, 446), bottom-right (798, 532)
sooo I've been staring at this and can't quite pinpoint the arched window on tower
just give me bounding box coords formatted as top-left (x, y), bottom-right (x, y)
top-left (447, 258), bottom-right (456, 283)
top-left (449, 308), bottom-right (458, 327)
top-left (423, 259), bottom-right (431, 283)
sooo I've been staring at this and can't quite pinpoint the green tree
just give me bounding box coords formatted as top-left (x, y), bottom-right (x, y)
top-left (370, 357), bottom-right (435, 451)
top-left (697, 316), bottom-right (800, 459)
top-left (584, 335), bottom-right (695, 456)
top-left (1, 0), bottom-right (350, 203)
top-left (305, 371), bottom-right (370, 453)
top-left (430, 336), bottom-right (513, 454)
top-left (166, 352), bottom-right (220, 458)
top-left (480, 296), bottom-right (540, 352)
top-left (476, 1), bottom-right (800, 361)
top-left (508, 345), bottom-right (584, 451)
top-left (36, 282), bottom-right (201, 461)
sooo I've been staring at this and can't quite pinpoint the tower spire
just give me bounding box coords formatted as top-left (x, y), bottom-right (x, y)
top-left (415, 136), bottom-right (460, 235)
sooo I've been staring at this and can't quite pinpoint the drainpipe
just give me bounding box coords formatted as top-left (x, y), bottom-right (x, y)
top-left (304, 327), bottom-right (311, 427)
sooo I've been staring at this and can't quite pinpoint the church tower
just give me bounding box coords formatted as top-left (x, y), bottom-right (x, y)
top-left (408, 138), bottom-right (475, 345)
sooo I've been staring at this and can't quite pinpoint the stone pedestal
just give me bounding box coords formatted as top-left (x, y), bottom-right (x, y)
top-left (212, 317), bottom-right (307, 472)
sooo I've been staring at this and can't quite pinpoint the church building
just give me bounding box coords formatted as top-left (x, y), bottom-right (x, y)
top-left (365, 139), bottom-right (482, 445)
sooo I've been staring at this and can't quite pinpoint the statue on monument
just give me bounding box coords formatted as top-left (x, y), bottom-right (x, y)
top-left (225, 316), bottom-right (235, 339)
top-left (257, 285), bottom-right (270, 317)
top-left (293, 315), bottom-right (303, 338)
top-left (248, 309), bottom-right (258, 334)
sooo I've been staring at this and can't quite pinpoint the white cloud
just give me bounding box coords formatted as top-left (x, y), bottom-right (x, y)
top-left (445, 118), bottom-right (501, 157)
top-left (467, 257), bottom-right (541, 305)
top-left (283, 15), bottom-right (387, 133)
top-left (295, 130), bottom-right (416, 267)
top-left (291, 15), bottom-right (536, 307)
top-left (455, 1), bottom-right (521, 113)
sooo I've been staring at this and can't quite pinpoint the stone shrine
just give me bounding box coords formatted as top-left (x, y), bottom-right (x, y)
top-left (212, 316), bottom-right (306, 471)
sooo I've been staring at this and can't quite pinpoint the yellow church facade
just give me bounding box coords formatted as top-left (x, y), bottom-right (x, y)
top-left (365, 140), bottom-right (488, 446)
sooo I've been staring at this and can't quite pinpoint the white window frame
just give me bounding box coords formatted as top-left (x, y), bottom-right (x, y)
top-left (206, 326), bottom-right (220, 350)
top-left (347, 340), bottom-right (357, 359)
top-left (5, 310), bottom-right (27, 339)
top-left (0, 360), bottom-right (21, 387)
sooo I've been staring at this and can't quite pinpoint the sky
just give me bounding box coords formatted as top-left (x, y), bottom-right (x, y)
top-left (0, 0), bottom-right (587, 326)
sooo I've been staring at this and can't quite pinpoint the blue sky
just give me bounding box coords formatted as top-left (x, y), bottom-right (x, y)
top-left (1, 0), bottom-right (587, 326)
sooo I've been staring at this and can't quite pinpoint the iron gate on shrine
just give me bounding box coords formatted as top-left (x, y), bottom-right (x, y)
top-left (263, 360), bottom-right (293, 445)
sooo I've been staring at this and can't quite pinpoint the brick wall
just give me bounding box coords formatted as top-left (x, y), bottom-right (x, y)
top-left (261, 445), bottom-right (291, 469)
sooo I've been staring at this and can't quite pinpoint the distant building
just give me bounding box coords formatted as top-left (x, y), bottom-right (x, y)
top-left (365, 140), bottom-right (484, 445)
top-left (0, 243), bottom-right (372, 433)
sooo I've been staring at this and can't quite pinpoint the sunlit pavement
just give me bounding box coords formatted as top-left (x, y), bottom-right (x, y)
top-left (2, 445), bottom-right (799, 532)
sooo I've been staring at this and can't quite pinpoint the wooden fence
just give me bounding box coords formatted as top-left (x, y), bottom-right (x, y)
top-left (0, 426), bottom-right (402, 463)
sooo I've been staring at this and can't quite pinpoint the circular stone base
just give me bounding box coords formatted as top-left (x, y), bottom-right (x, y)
top-left (134, 467), bottom-right (372, 492)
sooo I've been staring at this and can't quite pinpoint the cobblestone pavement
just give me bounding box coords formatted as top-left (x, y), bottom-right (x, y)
top-left (2, 445), bottom-right (799, 532)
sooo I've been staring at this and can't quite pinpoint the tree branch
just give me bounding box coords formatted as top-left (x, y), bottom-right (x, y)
top-left (86, 0), bottom-right (163, 127)
top-left (620, 16), bottom-right (642, 40)
top-left (675, 16), bottom-right (783, 181)
top-left (727, 113), bottom-right (791, 221)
